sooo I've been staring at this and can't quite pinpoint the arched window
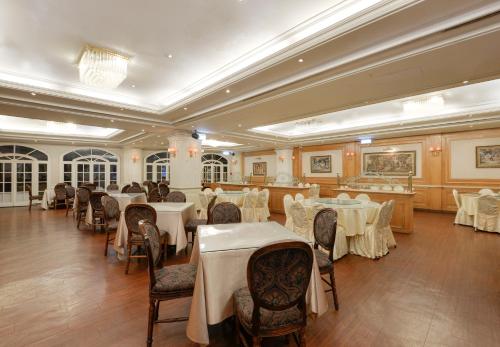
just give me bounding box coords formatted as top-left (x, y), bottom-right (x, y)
top-left (202, 154), bottom-right (228, 183)
top-left (0, 144), bottom-right (48, 207)
top-left (144, 152), bottom-right (170, 182)
top-left (62, 148), bottom-right (119, 189)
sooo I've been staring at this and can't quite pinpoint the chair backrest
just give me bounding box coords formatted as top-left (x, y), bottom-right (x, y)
top-left (125, 204), bottom-right (157, 236)
top-left (121, 184), bottom-right (131, 193)
top-left (101, 195), bottom-right (120, 221)
top-left (313, 208), bottom-right (338, 261)
top-left (147, 188), bottom-right (162, 203)
top-left (304, 183), bottom-right (310, 188)
top-left (206, 194), bottom-right (217, 223)
top-left (336, 193), bottom-right (350, 200)
top-left (106, 183), bottom-right (119, 191)
top-left (76, 187), bottom-right (91, 205)
top-left (158, 184), bottom-right (169, 198)
top-left (309, 185), bottom-right (320, 198)
top-left (295, 193), bottom-right (305, 201)
top-left (251, 187), bottom-right (259, 193)
top-left (81, 182), bottom-right (96, 191)
top-left (242, 191), bottom-right (258, 208)
top-left (375, 202), bottom-right (393, 229)
top-left (242, 187), bottom-right (250, 193)
top-left (355, 193), bottom-right (370, 201)
top-left (452, 189), bottom-right (461, 208)
top-left (204, 187), bottom-right (213, 194)
top-left (477, 195), bottom-right (498, 216)
top-left (198, 191), bottom-right (209, 209)
top-left (139, 220), bottom-right (163, 291)
top-left (131, 181), bottom-right (140, 187)
top-left (283, 194), bottom-right (294, 215)
top-left (65, 185), bottom-right (76, 199)
top-left (54, 183), bottom-right (67, 200)
top-left (256, 190), bottom-right (267, 208)
top-left (247, 241), bottom-right (312, 333)
top-left (89, 192), bottom-right (108, 211)
top-left (209, 202), bottom-right (241, 224)
top-left (26, 184), bottom-right (34, 198)
top-left (165, 191), bottom-right (186, 202)
top-left (214, 187), bottom-right (223, 194)
top-left (127, 185), bottom-right (143, 193)
top-left (479, 188), bottom-right (495, 196)
top-left (262, 188), bottom-right (269, 200)
top-left (289, 201), bottom-right (308, 228)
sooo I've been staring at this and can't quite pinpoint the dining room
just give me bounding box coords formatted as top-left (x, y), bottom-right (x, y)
top-left (1, 1), bottom-right (500, 346)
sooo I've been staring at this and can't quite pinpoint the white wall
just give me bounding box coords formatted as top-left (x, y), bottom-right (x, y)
top-left (450, 137), bottom-right (500, 179)
top-left (302, 150), bottom-right (343, 177)
top-left (361, 143), bottom-right (423, 178)
top-left (244, 154), bottom-right (276, 178)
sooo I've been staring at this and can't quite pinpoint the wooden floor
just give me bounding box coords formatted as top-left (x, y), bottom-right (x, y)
top-left (0, 208), bottom-right (499, 347)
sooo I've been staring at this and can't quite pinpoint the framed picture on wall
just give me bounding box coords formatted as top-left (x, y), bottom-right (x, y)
top-left (363, 151), bottom-right (416, 176)
top-left (476, 145), bottom-right (500, 168)
top-left (310, 155), bottom-right (332, 173)
top-left (252, 162), bottom-right (267, 176)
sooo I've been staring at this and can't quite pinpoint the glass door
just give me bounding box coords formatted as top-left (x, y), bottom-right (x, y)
top-left (93, 163), bottom-right (106, 189)
top-left (77, 163), bottom-right (91, 187)
top-left (155, 164), bottom-right (169, 182)
top-left (0, 162), bottom-right (12, 207)
top-left (15, 162), bottom-right (32, 205)
top-left (202, 165), bottom-right (212, 183)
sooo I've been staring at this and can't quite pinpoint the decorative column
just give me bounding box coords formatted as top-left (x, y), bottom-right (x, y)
top-left (229, 152), bottom-right (242, 182)
top-left (168, 130), bottom-right (202, 206)
top-left (122, 148), bottom-right (143, 185)
top-left (275, 148), bottom-right (294, 184)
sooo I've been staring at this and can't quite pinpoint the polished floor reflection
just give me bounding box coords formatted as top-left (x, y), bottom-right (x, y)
top-left (0, 208), bottom-right (499, 346)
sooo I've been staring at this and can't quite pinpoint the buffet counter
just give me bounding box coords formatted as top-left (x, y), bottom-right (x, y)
top-left (212, 183), bottom-right (257, 191)
top-left (332, 188), bottom-right (415, 233)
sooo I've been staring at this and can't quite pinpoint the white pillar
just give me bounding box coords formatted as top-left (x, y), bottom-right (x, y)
top-left (122, 148), bottom-right (143, 185)
top-left (275, 148), bottom-right (294, 184)
top-left (229, 152), bottom-right (242, 182)
top-left (168, 131), bottom-right (202, 207)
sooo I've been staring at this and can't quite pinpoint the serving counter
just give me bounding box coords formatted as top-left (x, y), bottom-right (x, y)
top-left (332, 188), bottom-right (415, 233)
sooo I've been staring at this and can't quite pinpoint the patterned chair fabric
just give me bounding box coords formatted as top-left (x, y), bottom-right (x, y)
top-left (101, 195), bottom-right (120, 221)
top-left (121, 184), bottom-right (131, 193)
top-left (127, 185), bottom-right (143, 193)
top-left (313, 208), bottom-right (338, 253)
top-left (234, 241), bottom-right (312, 338)
top-left (125, 204), bottom-right (157, 238)
top-left (76, 187), bottom-right (91, 208)
top-left (106, 183), bottom-right (119, 191)
top-left (54, 183), bottom-right (67, 200)
top-left (165, 191), bottom-right (186, 203)
top-left (81, 182), bottom-right (96, 191)
top-left (65, 186), bottom-right (76, 199)
top-left (90, 192), bottom-right (108, 212)
top-left (148, 188), bottom-right (162, 203)
top-left (158, 184), bottom-right (169, 200)
top-left (132, 181), bottom-right (141, 187)
top-left (209, 202), bottom-right (241, 224)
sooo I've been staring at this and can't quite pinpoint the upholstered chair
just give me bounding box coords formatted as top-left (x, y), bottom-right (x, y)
top-left (106, 183), bottom-right (119, 191)
top-left (26, 184), bottom-right (43, 211)
top-left (139, 220), bottom-right (196, 347)
top-left (147, 188), bottom-right (162, 203)
top-left (89, 192), bottom-right (108, 232)
top-left (209, 202), bottom-right (242, 224)
top-left (309, 184), bottom-right (320, 199)
top-left (474, 195), bottom-right (500, 233)
top-left (255, 191), bottom-right (268, 222)
top-left (127, 185), bottom-right (143, 193)
top-left (233, 241), bottom-right (313, 346)
top-left (121, 184), bottom-right (131, 193)
top-left (355, 193), bottom-right (370, 201)
top-left (242, 187), bottom-right (250, 193)
top-left (158, 184), bottom-right (169, 201)
top-left (124, 204), bottom-right (166, 274)
top-left (452, 189), bottom-right (473, 226)
top-left (76, 187), bottom-right (91, 229)
top-left (295, 193), bottom-right (305, 202)
top-left (204, 187), bottom-right (213, 194)
top-left (101, 195), bottom-right (120, 256)
top-left (214, 187), bottom-right (223, 194)
top-left (241, 191), bottom-right (258, 223)
top-left (384, 200), bottom-right (397, 248)
top-left (283, 194), bottom-right (294, 231)
top-left (313, 208), bottom-right (340, 310)
top-left (197, 192), bottom-right (209, 219)
top-left (336, 193), bottom-right (350, 200)
top-left (261, 188), bottom-right (270, 218)
top-left (65, 185), bottom-right (76, 216)
top-left (478, 188), bottom-right (495, 196)
top-left (184, 195), bottom-right (217, 255)
top-left (289, 201), bottom-right (322, 242)
top-left (53, 183), bottom-right (67, 209)
top-left (165, 191), bottom-right (186, 203)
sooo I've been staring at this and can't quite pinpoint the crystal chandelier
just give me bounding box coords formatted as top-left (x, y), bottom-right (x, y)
top-left (78, 46), bottom-right (128, 89)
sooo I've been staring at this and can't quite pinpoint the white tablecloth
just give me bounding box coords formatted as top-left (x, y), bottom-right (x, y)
top-left (216, 191), bottom-right (246, 206)
top-left (304, 198), bottom-right (380, 236)
top-left (113, 202), bottom-right (196, 256)
top-left (460, 193), bottom-right (500, 216)
top-left (78, 192), bottom-right (146, 225)
top-left (186, 222), bottom-right (329, 345)
top-left (41, 189), bottom-right (55, 210)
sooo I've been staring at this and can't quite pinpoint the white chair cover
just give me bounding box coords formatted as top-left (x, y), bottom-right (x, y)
top-left (204, 187), bottom-right (213, 194)
top-left (309, 184), bottom-right (320, 198)
top-left (251, 187), bottom-right (259, 193)
top-left (355, 193), bottom-right (370, 201)
top-left (479, 188), bottom-right (495, 196)
top-left (336, 193), bottom-right (350, 200)
top-left (452, 189), bottom-right (473, 226)
top-left (214, 187), bottom-right (223, 194)
top-left (242, 187), bottom-right (250, 193)
top-left (254, 191), bottom-right (268, 222)
top-left (349, 201), bottom-right (390, 259)
top-left (283, 194), bottom-right (294, 231)
top-left (384, 200), bottom-right (397, 248)
top-left (289, 201), bottom-right (320, 241)
top-left (304, 183), bottom-right (311, 188)
top-left (241, 191), bottom-right (258, 222)
top-left (262, 188), bottom-right (270, 218)
top-left (474, 195), bottom-right (500, 233)
top-left (295, 193), bottom-right (305, 201)
top-left (298, 183), bottom-right (304, 188)
top-left (198, 192), bottom-right (209, 219)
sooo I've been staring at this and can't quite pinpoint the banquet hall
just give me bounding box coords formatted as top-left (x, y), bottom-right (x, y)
top-left (1, 1), bottom-right (499, 346)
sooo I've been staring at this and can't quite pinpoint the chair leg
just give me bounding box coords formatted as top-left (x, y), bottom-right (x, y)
top-left (185, 230), bottom-right (189, 256)
top-left (104, 231), bottom-right (109, 256)
top-left (77, 212), bottom-right (82, 229)
top-left (154, 301), bottom-right (160, 321)
top-left (330, 268), bottom-right (339, 311)
top-left (298, 327), bottom-right (306, 347)
top-left (252, 336), bottom-right (261, 347)
top-left (125, 243), bottom-right (132, 274)
top-left (29, 199), bottom-right (32, 211)
top-left (147, 299), bottom-right (155, 347)
top-left (235, 316), bottom-right (241, 346)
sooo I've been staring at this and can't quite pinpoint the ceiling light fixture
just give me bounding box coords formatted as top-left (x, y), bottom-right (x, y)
top-left (298, 58), bottom-right (304, 63)
top-left (402, 95), bottom-right (444, 114)
top-left (184, 107), bottom-right (188, 110)
top-left (131, 84), bottom-right (136, 88)
top-left (78, 45), bottom-right (128, 89)
top-left (167, 54), bottom-right (173, 59)
top-left (225, 89), bottom-right (231, 93)
top-left (30, 92), bottom-right (37, 96)
top-left (462, 80), bottom-right (469, 84)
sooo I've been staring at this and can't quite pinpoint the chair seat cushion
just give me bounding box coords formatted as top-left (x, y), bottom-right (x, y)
top-left (185, 218), bottom-right (207, 231)
top-left (233, 287), bottom-right (303, 331)
top-left (315, 249), bottom-right (333, 273)
top-left (152, 264), bottom-right (197, 293)
top-left (106, 220), bottom-right (119, 230)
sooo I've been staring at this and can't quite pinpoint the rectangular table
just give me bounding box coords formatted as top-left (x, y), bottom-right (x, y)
top-left (113, 202), bottom-right (196, 256)
top-left (186, 222), bottom-right (329, 345)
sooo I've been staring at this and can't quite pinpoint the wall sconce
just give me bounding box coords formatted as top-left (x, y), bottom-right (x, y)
top-left (292, 155), bottom-right (295, 160)
top-left (188, 147), bottom-right (198, 157)
top-left (231, 159), bottom-right (238, 165)
top-left (345, 151), bottom-right (356, 158)
top-left (132, 154), bottom-right (139, 163)
top-left (167, 147), bottom-right (177, 158)
top-left (278, 155), bottom-right (285, 162)
top-left (429, 146), bottom-right (442, 156)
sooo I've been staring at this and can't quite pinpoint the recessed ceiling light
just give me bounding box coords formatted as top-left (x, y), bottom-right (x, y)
top-left (34, 139), bottom-right (38, 142)
top-left (225, 89), bottom-right (231, 93)
top-left (110, 119), bottom-right (114, 122)
top-left (152, 125), bottom-right (156, 128)
top-left (160, 142), bottom-right (164, 145)
top-left (132, 142), bottom-right (135, 145)
top-left (30, 92), bottom-right (37, 96)
top-left (156, 135), bottom-right (160, 138)
top-left (167, 54), bottom-right (173, 59)
top-left (141, 129), bottom-right (145, 132)
top-left (104, 144), bottom-right (108, 146)
top-left (120, 108), bottom-right (124, 111)
top-left (462, 80), bottom-right (469, 84)
top-left (184, 107), bottom-right (188, 110)
top-left (298, 58), bottom-right (304, 63)
top-left (131, 84), bottom-right (136, 88)
top-left (191, 125), bottom-right (194, 128)
top-left (238, 124), bottom-right (242, 127)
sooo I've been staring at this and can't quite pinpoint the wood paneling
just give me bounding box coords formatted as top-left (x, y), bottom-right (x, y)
top-left (265, 186), bottom-right (310, 214)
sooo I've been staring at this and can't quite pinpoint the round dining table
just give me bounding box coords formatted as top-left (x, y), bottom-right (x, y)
top-left (460, 193), bottom-right (500, 216)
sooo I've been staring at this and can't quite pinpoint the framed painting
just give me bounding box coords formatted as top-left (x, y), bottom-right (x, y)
top-left (476, 145), bottom-right (500, 168)
top-left (252, 162), bottom-right (267, 176)
top-left (310, 155), bottom-right (332, 173)
top-left (363, 151), bottom-right (416, 176)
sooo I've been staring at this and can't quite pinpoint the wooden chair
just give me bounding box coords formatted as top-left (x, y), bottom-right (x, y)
top-left (313, 208), bottom-right (340, 310)
top-left (53, 183), bottom-right (67, 209)
top-left (76, 187), bottom-right (91, 229)
top-left (26, 184), bottom-right (42, 211)
top-left (147, 188), bottom-right (162, 203)
top-left (101, 195), bottom-right (120, 256)
top-left (89, 192), bottom-right (108, 232)
top-left (139, 220), bottom-right (196, 347)
top-left (165, 191), bottom-right (186, 202)
top-left (106, 183), bottom-right (119, 191)
top-left (124, 204), bottom-right (167, 274)
top-left (127, 185), bottom-right (143, 193)
top-left (158, 184), bottom-right (169, 201)
top-left (65, 185), bottom-right (76, 216)
top-left (233, 241), bottom-right (313, 346)
top-left (209, 202), bottom-right (241, 224)
top-left (184, 195), bottom-right (217, 255)
top-left (121, 184), bottom-right (131, 193)
top-left (81, 182), bottom-right (97, 191)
